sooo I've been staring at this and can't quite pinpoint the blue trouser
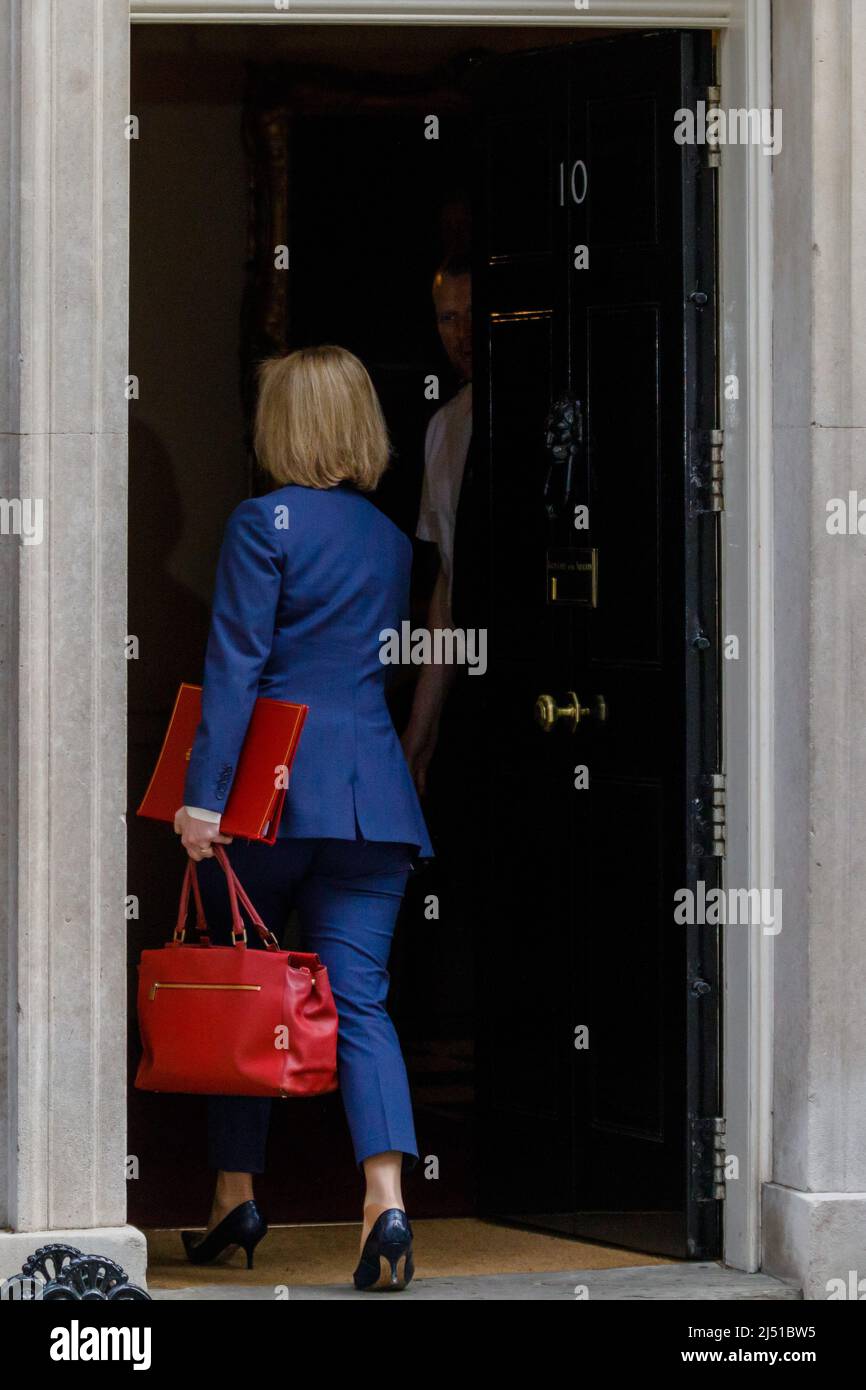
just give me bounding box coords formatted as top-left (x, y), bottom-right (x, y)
top-left (193, 836), bottom-right (419, 1176)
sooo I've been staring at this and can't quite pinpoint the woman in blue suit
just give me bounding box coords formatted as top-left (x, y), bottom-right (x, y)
top-left (172, 345), bottom-right (433, 1291)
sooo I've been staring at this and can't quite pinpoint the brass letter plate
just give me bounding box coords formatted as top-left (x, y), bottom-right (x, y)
top-left (546, 547), bottom-right (598, 607)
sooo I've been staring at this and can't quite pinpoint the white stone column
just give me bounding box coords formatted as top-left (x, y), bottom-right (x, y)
top-left (0, 0), bottom-right (145, 1284)
top-left (765, 0), bottom-right (866, 1299)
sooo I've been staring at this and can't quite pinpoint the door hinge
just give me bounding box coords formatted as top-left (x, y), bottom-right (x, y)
top-left (691, 771), bottom-right (726, 859)
top-left (690, 1115), bottom-right (726, 1200)
top-left (706, 85), bottom-right (721, 168)
top-left (689, 428), bottom-right (724, 514)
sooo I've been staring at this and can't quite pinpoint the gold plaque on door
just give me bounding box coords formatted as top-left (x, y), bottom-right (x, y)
top-left (546, 547), bottom-right (598, 607)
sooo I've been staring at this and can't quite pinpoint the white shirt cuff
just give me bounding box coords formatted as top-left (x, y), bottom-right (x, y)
top-left (184, 805), bottom-right (222, 826)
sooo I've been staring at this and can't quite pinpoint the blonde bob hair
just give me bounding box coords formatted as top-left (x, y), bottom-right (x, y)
top-left (253, 344), bottom-right (391, 491)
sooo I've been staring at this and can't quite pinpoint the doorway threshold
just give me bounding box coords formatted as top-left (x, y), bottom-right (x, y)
top-left (144, 1215), bottom-right (672, 1291)
top-left (150, 1262), bottom-right (801, 1301)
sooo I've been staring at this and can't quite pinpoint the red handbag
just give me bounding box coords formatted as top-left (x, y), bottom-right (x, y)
top-left (135, 845), bottom-right (339, 1098)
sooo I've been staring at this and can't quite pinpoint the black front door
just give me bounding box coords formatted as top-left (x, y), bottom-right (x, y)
top-left (472, 31), bottom-right (721, 1259)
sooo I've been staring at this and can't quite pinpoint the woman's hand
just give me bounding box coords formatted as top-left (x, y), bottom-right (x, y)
top-left (173, 807), bottom-right (234, 862)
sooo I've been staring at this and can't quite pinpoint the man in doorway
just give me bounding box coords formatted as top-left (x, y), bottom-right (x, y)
top-left (402, 253), bottom-right (489, 1040)
top-left (402, 254), bottom-right (473, 792)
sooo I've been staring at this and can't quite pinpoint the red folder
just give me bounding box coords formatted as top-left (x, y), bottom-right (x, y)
top-left (137, 682), bottom-right (308, 844)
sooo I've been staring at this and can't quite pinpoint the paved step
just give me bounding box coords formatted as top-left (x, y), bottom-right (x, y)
top-left (150, 1261), bottom-right (801, 1301)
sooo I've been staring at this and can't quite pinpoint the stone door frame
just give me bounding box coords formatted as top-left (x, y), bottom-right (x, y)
top-left (1, 0), bottom-right (774, 1286)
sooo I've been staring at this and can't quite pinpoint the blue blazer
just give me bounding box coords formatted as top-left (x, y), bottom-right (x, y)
top-left (183, 482), bottom-right (433, 859)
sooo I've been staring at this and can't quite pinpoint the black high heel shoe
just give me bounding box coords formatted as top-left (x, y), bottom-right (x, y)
top-left (353, 1208), bottom-right (415, 1291)
top-left (181, 1199), bottom-right (268, 1270)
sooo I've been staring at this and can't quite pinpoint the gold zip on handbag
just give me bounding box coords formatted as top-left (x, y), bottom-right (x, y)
top-left (148, 981), bottom-right (263, 1000)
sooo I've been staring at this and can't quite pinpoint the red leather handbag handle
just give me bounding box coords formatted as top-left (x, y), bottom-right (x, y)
top-left (173, 844), bottom-right (280, 950)
top-left (212, 846), bottom-right (281, 948)
top-left (174, 859), bottom-right (210, 942)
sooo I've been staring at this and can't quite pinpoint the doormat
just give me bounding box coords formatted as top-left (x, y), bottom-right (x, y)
top-left (144, 1217), bottom-right (675, 1289)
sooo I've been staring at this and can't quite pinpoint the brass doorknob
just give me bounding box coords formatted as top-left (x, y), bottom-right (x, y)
top-left (534, 691), bottom-right (607, 733)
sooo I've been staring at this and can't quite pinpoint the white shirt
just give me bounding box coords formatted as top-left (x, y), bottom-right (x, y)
top-left (416, 381), bottom-right (472, 603)
top-left (185, 805), bottom-right (222, 824)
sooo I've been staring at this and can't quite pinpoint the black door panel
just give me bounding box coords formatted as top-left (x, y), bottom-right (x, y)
top-left (473, 30), bottom-right (721, 1259)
